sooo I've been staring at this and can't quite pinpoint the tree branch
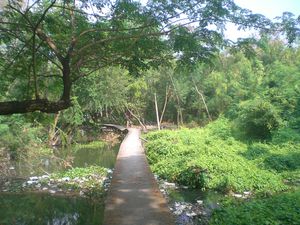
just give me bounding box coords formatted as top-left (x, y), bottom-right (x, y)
top-left (0, 99), bottom-right (71, 115)
top-left (36, 28), bottom-right (64, 62)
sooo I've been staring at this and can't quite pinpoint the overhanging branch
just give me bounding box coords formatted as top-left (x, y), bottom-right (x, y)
top-left (0, 99), bottom-right (71, 115)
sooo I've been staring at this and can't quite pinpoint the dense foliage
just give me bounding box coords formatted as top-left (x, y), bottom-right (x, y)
top-left (1, 0), bottom-right (279, 114)
top-left (145, 118), bottom-right (299, 193)
top-left (0, 1), bottom-right (299, 224)
top-left (69, 38), bottom-right (300, 131)
top-left (51, 166), bottom-right (108, 180)
top-left (210, 190), bottom-right (300, 225)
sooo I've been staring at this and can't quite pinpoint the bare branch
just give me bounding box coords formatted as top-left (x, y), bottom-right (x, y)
top-left (36, 28), bottom-right (63, 61)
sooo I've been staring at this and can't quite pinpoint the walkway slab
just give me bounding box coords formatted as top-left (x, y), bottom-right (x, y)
top-left (103, 128), bottom-right (174, 225)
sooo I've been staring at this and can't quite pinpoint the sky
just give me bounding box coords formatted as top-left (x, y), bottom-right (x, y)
top-left (235, 0), bottom-right (300, 20)
top-left (226, 0), bottom-right (300, 40)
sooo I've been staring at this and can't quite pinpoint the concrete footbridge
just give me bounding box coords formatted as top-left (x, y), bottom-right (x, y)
top-left (103, 128), bottom-right (174, 225)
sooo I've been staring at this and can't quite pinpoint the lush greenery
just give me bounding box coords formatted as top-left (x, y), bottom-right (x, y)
top-left (0, 1), bottom-right (299, 224)
top-left (145, 118), bottom-right (299, 193)
top-left (48, 166), bottom-right (109, 198)
top-left (210, 190), bottom-right (300, 225)
top-left (2, 0), bottom-right (284, 114)
top-left (0, 1), bottom-right (299, 152)
top-left (73, 141), bottom-right (108, 152)
top-left (51, 166), bottom-right (108, 180)
top-left (145, 118), bottom-right (300, 224)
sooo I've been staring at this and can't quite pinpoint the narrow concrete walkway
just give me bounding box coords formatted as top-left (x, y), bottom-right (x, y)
top-left (103, 128), bottom-right (174, 225)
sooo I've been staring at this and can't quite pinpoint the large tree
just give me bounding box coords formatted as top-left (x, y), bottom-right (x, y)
top-left (0, 0), bottom-right (287, 115)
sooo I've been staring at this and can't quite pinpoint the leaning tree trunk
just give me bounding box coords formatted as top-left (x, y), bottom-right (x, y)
top-left (154, 92), bottom-right (161, 130)
top-left (159, 85), bottom-right (170, 125)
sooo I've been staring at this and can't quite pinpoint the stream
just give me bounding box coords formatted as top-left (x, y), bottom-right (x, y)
top-left (1, 140), bottom-right (223, 225)
top-left (0, 193), bottom-right (103, 225)
top-left (12, 143), bottom-right (120, 177)
top-left (158, 180), bottom-right (224, 225)
top-left (0, 143), bottom-right (120, 225)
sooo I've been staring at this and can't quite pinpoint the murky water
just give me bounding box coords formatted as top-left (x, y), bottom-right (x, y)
top-left (168, 188), bottom-right (223, 207)
top-left (0, 193), bottom-right (104, 225)
top-left (0, 141), bottom-right (120, 225)
top-left (11, 143), bottom-right (119, 177)
top-left (72, 144), bottom-right (119, 168)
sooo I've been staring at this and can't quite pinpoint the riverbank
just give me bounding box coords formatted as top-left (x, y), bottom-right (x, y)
top-left (1, 166), bottom-right (112, 197)
top-left (0, 137), bottom-right (121, 225)
top-left (144, 118), bottom-right (300, 224)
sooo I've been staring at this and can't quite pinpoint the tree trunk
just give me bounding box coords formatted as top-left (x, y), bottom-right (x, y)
top-left (193, 80), bottom-right (212, 121)
top-left (48, 112), bottom-right (61, 146)
top-left (0, 59), bottom-right (72, 115)
top-left (159, 86), bottom-right (170, 125)
top-left (126, 107), bottom-right (147, 131)
top-left (168, 72), bottom-right (183, 126)
top-left (61, 59), bottom-right (72, 102)
top-left (154, 93), bottom-right (161, 130)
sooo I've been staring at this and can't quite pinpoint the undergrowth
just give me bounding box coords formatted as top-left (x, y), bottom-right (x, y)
top-left (210, 189), bottom-right (300, 225)
top-left (51, 166), bottom-right (108, 179)
top-left (145, 118), bottom-right (299, 194)
top-left (72, 141), bottom-right (108, 152)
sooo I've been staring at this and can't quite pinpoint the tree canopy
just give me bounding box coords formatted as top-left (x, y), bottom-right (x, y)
top-left (1, 0), bottom-right (288, 115)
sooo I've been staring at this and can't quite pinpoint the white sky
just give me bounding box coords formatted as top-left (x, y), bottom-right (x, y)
top-left (235, 0), bottom-right (300, 20)
top-left (226, 0), bottom-right (300, 40)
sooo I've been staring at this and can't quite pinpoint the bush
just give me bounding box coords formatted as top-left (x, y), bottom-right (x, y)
top-left (0, 115), bottom-right (46, 159)
top-left (242, 142), bottom-right (300, 183)
top-left (51, 166), bottom-right (108, 179)
top-left (205, 117), bottom-right (232, 140)
top-left (264, 153), bottom-right (300, 172)
top-left (272, 126), bottom-right (300, 144)
top-left (210, 190), bottom-right (300, 225)
top-left (145, 118), bottom-right (287, 193)
top-left (236, 99), bottom-right (282, 140)
top-left (242, 143), bottom-right (270, 160)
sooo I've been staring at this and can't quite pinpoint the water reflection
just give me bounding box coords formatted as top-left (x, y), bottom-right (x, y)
top-left (0, 193), bottom-right (103, 225)
top-left (12, 143), bottom-right (119, 177)
top-left (73, 144), bottom-right (119, 168)
top-left (168, 188), bottom-right (223, 207)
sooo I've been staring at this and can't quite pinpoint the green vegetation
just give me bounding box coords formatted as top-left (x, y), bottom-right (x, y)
top-left (145, 118), bottom-right (300, 224)
top-left (210, 190), bottom-right (300, 225)
top-left (49, 166), bottom-right (108, 198)
top-left (51, 166), bottom-right (108, 180)
top-left (0, 1), bottom-right (299, 224)
top-left (72, 141), bottom-right (108, 152)
top-left (145, 118), bottom-right (300, 193)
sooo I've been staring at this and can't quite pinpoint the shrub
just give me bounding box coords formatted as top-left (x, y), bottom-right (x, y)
top-left (236, 99), bottom-right (282, 140)
top-left (210, 190), bottom-right (300, 225)
top-left (242, 143), bottom-right (270, 160)
top-left (51, 166), bottom-right (107, 179)
top-left (205, 117), bottom-right (232, 140)
top-left (264, 153), bottom-right (300, 172)
top-left (145, 118), bottom-right (288, 193)
top-left (272, 126), bottom-right (300, 144)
